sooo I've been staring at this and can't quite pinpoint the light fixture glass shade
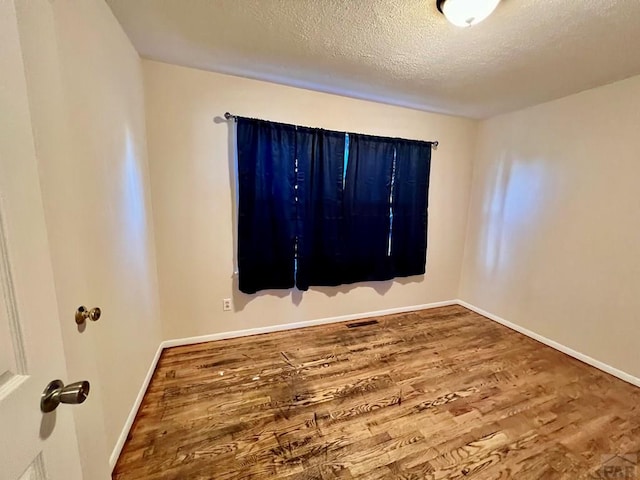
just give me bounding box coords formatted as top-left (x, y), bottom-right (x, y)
top-left (441, 0), bottom-right (501, 27)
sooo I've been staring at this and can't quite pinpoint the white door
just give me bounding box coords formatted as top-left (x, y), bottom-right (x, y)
top-left (0, 0), bottom-right (83, 478)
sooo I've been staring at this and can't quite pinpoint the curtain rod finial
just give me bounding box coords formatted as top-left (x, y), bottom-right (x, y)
top-left (224, 112), bottom-right (233, 120)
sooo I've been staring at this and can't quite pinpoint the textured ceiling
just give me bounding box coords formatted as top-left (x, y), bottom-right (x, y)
top-left (107, 0), bottom-right (640, 118)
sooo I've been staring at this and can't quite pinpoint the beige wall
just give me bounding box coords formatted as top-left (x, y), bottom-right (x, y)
top-left (460, 74), bottom-right (640, 379)
top-left (15, 1), bottom-right (162, 478)
top-left (143, 60), bottom-right (477, 340)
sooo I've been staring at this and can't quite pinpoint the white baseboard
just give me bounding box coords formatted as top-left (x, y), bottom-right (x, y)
top-left (161, 299), bottom-right (458, 348)
top-left (109, 343), bottom-right (164, 469)
top-left (456, 299), bottom-right (640, 388)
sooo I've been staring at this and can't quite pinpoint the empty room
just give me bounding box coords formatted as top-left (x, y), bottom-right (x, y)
top-left (1, 0), bottom-right (640, 479)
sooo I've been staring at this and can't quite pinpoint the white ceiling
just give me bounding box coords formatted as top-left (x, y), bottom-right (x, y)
top-left (107, 0), bottom-right (640, 119)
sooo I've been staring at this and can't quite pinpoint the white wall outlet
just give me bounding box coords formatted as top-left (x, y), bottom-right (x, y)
top-left (222, 298), bottom-right (232, 311)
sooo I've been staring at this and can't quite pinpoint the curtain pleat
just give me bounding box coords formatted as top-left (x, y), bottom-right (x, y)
top-left (390, 140), bottom-right (432, 277)
top-left (236, 118), bottom-right (297, 294)
top-left (236, 118), bottom-right (432, 293)
top-left (342, 134), bottom-right (395, 283)
top-left (295, 128), bottom-right (346, 290)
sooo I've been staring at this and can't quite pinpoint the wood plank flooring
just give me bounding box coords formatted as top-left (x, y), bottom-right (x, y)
top-left (113, 305), bottom-right (640, 479)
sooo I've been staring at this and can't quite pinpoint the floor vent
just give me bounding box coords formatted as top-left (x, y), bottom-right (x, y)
top-left (346, 319), bottom-right (379, 328)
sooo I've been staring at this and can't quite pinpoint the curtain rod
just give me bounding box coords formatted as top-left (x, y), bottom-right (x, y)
top-left (223, 112), bottom-right (439, 149)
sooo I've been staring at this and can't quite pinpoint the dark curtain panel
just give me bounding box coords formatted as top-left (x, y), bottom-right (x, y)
top-left (236, 118), bottom-right (297, 294)
top-left (342, 134), bottom-right (395, 283)
top-left (390, 140), bottom-right (432, 277)
top-left (295, 128), bottom-right (346, 290)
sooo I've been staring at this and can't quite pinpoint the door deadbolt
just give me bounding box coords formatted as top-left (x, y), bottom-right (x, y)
top-left (41, 379), bottom-right (90, 413)
top-left (75, 305), bottom-right (101, 325)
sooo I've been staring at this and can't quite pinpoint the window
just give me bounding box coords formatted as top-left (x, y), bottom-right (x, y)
top-left (236, 117), bottom-right (432, 294)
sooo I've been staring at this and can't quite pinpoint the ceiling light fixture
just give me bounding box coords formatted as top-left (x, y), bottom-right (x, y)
top-left (437, 0), bottom-right (501, 28)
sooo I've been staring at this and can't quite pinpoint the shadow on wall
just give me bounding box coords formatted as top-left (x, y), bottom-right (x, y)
top-left (477, 149), bottom-right (547, 282)
top-left (230, 274), bottom-right (422, 312)
top-left (480, 151), bottom-right (510, 277)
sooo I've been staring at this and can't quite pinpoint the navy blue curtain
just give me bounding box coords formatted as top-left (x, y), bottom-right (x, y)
top-left (235, 118), bottom-right (432, 293)
top-left (390, 140), bottom-right (432, 277)
top-left (295, 128), bottom-right (346, 290)
top-left (341, 134), bottom-right (395, 283)
top-left (236, 118), bottom-right (297, 294)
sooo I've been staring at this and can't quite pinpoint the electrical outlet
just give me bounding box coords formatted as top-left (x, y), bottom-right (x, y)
top-left (222, 298), bottom-right (232, 311)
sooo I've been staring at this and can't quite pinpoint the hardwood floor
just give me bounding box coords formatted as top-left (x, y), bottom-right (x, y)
top-left (113, 305), bottom-right (640, 479)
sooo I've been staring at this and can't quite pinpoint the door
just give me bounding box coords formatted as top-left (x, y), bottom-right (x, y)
top-left (0, 0), bottom-right (83, 478)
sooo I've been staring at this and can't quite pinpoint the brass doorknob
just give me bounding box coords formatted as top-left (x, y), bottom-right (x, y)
top-left (75, 305), bottom-right (101, 325)
top-left (41, 379), bottom-right (90, 413)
